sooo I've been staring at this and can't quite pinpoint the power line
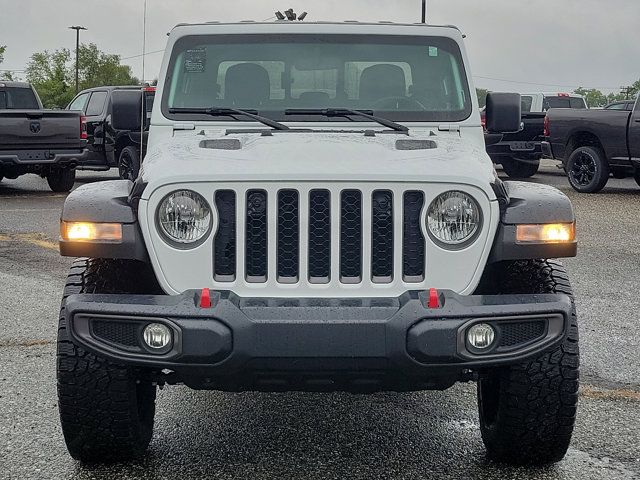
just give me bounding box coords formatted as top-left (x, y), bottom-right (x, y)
top-left (120, 49), bottom-right (165, 61)
top-left (473, 74), bottom-right (620, 90)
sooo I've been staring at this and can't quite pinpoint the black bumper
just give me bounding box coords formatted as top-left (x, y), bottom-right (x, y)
top-left (542, 141), bottom-right (554, 159)
top-left (0, 148), bottom-right (90, 167)
top-left (64, 290), bottom-right (572, 391)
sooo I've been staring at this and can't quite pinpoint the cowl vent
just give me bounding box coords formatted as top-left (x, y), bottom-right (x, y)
top-left (200, 139), bottom-right (242, 150)
top-left (395, 139), bottom-right (437, 151)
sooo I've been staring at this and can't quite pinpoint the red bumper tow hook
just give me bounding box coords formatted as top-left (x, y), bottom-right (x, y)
top-left (427, 288), bottom-right (441, 309)
top-left (200, 288), bottom-right (212, 308)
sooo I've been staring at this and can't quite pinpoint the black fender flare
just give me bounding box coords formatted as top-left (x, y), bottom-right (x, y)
top-left (489, 181), bottom-right (577, 262)
top-left (60, 180), bottom-right (149, 261)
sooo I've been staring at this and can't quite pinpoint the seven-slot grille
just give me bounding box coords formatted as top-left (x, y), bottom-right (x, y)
top-left (213, 187), bottom-right (426, 286)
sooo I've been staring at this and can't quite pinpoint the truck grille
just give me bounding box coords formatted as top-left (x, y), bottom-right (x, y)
top-left (212, 186), bottom-right (426, 286)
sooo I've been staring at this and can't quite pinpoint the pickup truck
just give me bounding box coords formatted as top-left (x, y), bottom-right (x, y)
top-left (66, 86), bottom-right (155, 180)
top-left (56, 20), bottom-right (579, 466)
top-left (0, 81), bottom-right (88, 191)
top-left (543, 95), bottom-right (640, 192)
top-left (485, 93), bottom-right (587, 179)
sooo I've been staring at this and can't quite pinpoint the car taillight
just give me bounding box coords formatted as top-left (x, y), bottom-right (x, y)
top-left (480, 111), bottom-right (486, 130)
top-left (544, 115), bottom-right (550, 137)
top-left (80, 116), bottom-right (87, 140)
top-left (558, 93), bottom-right (570, 97)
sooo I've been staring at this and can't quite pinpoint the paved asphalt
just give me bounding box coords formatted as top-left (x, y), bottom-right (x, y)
top-left (0, 163), bottom-right (639, 479)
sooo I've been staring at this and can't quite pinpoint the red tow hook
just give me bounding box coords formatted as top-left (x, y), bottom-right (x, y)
top-left (427, 288), bottom-right (441, 309)
top-left (200, 288), bottom-right (212, 308)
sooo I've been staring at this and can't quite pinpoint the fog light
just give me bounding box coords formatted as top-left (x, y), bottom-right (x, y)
top-left (143, 323), bottom-right (172, 350)
top-left (467, 323), bottom-right (496, 350)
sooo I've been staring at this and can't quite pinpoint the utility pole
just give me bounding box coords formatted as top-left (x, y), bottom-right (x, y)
top-left (620, 86), bottom-right (633, 100)
top-left (69, 26), bottom-right (87, 93)
top-left (421, 0), bottom-right (427, 23)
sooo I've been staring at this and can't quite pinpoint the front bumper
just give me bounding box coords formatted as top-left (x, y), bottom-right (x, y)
top-left (64, 290), bottom-right (572, 391)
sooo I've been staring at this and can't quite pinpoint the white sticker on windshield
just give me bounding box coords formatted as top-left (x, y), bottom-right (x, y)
top-left (184, 47), bottom-right (207, 73)
top-left (428, 46), bottom-right (438, 57)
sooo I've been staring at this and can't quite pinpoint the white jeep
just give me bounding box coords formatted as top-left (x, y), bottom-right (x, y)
top-left (57, 20), bottom-right (579, 465)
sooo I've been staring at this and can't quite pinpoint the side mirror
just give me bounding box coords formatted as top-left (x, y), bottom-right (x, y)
top-left (111, 90), bottom-right (143, 131)
top-left (485, 92), bottom-right (521, 134)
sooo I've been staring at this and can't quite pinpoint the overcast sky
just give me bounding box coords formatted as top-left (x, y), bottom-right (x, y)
top-left (1, 0), bottom-right (638, 94)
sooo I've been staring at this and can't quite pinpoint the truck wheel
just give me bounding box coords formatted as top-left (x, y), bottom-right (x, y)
top-left (476, 260), bottom-right (579, 465)
top-left (57, 258), bottom-right (162, 462)
top-left (47, 168), bottom-right (76, 192)
top-left (500, 157), bottom-right (539, 178)
top-left (118, 146), bottom-right (141, 181)
top-left (566, 146), bottom-right (609, 193)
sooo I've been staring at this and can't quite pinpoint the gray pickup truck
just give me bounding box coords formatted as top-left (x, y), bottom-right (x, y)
top-left (0, 81), bottom-right (88, 192)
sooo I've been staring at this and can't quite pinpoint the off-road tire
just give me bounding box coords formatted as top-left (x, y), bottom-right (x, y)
top-left (500, 157), bottom-right (540, 178)
top-left (47, 168), bottom-right (76, 192)
top-left (566, 146), bottom-right (609, 193)
top-left (476, 260), bottom-right (579, 465)
top-left (57, 258), bottom-right (163, 463)
top-left (118, 146), bottom-right (141, 181)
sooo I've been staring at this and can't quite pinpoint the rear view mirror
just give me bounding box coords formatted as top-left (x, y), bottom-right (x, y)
top-left (111, 90), bottom-right (143, 131)
top-left (485, 92), bottom-right (521, 134)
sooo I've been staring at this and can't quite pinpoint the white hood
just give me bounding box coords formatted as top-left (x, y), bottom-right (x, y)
top-left (140, 128), bottom-right (496, 200)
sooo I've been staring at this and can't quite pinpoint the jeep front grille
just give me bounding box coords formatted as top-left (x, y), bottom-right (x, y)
top-left (211, 186), bottom-right (426, 286)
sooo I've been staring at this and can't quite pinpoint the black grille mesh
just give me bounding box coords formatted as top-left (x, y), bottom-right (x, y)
top-left (402, 191), bottom-right (426, 281)
top-left (308, 190), bottom-right (331, 281)
top-left (277, 190), bottom-right (299, 280)
top-left (499, 321), bottom-right (546, 348)
top-left (214, 190), bottom-right (236, 280)
top-left (340, 190), bottom-right (363, 280)
top-left (92, 320), bottom-right (138, 348)
top-left (371, 190), bottom-right (394, 280)
top-left (246, 190), bottom-right (268, 280)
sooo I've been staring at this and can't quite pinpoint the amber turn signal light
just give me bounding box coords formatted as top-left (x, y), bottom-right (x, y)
top-left (60, 221), bottom-right (123, 243)
top-left (516, 223), bottom-right (576, 244)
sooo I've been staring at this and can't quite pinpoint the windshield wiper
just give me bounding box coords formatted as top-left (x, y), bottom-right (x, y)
top-left (168, 107), bottom-right (289, 131)
top-left (285, 108), bottom-right (409, 133)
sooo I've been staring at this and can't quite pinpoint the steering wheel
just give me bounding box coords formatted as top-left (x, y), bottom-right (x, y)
top-left (370, 96), bottom-right (427, 111)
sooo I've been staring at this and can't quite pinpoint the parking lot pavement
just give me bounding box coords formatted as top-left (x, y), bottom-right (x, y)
top-left (1, 165), bottom-right (639, 479)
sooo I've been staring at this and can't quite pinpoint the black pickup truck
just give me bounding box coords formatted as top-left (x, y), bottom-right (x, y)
top-left (484, 111), bottom-right (546, 178)
top-left (66, 86), bottom-right (155, 180)
top-left (0, 82), bottom-right (88, 192)
top-left (543, 95), bottom-right (640, 192)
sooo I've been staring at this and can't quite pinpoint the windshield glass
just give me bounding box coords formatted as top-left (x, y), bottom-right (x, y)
top-left (162, 34), bottom-right (472, 123)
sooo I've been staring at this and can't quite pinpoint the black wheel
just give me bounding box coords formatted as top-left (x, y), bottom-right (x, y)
top-left (118, 146), bottom-right (141, 181)
top-left (500, 157), bottom-right (540, 178)
top-left (566, 146), bottom-right (609, 193)
top-left (47, 168), bottom-right (76, 192)
top-left (57, 258), bottom-right (163, 462)
top-left (476, 260), bottom-right (579, 465)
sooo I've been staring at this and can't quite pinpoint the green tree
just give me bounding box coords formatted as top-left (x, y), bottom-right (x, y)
top-left (26, 49), bottom-right (74, 108)
top-left (0, 45), bottom-right (16, 80)
top-left (76, 43), bottom-right (139, 91)
top-left (573, 87), bottom-right (609, 108)
top-left (25, 43), bottom-right (139, 108)
top-left (476, 88), bottom-right (488, 108)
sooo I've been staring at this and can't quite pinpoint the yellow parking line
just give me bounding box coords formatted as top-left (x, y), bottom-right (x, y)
top-left (581, 385), bottom-right (640, 402)
top-left (0, 233), bottom-right (59, 252)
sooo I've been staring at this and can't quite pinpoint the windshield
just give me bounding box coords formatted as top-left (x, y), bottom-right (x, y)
top-left (162, 34), bottom-right (472, 123)
top-left (0, 87), bottom-right (39, 109)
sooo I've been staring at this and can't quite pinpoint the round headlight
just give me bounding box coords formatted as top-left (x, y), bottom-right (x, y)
top-left (427, 191), bottom-right (481, 247)
top-left (157, 190), bottom-right (212, 246)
